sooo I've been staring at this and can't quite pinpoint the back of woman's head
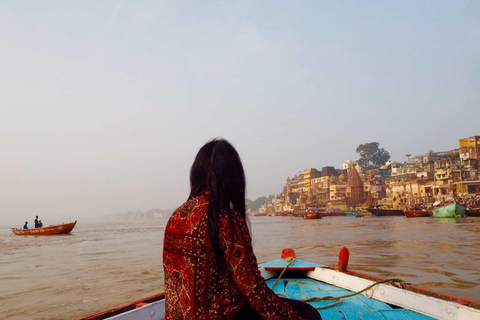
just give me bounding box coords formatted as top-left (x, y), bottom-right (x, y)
top-left (189, 139), bottom-right (246, 262)
top-left (189, 139), bottom-right (246, 216)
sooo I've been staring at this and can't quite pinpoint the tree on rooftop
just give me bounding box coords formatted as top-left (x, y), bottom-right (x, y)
top-left (356, 142), bottom-right (390, 170)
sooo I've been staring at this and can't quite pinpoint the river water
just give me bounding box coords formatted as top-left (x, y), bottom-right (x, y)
top-left (1, 216), bottom-right (479, 320)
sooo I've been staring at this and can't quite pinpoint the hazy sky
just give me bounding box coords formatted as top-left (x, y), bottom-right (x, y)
top-left (1, 1), bottom-right (479, 225)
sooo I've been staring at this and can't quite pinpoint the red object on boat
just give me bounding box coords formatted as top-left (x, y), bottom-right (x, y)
top-left (404, 210), bottom-right (430, 218)
top-left (11, 221), bottom-right (77, 235)
top-left (338, 247), bottom-right (349, 272)
top-left (281, 248), bottom-right (296, 259)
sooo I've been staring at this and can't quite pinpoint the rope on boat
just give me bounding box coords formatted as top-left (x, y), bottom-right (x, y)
top-left (270, 257), bottom-right (296, 291)
top-left (304, 278), bottom-right (407, 310)
top-left (270, 258), bottom-right (406, 310)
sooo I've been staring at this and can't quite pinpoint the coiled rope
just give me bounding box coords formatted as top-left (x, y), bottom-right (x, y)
top-left (271, 258), bottom-right (406, 310)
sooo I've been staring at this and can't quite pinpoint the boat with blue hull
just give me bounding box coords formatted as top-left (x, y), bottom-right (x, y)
top-left (431, 204), bottom-right (466, 218)
top-left (75, 249), bottom-right (480, 320)
top-left (345, 212), bottom-right (362, 217)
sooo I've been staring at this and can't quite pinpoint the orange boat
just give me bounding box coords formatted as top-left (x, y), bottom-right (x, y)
top-left (303, 212), bottom-right (322, 219)
top-left (11, 221), bottom-right (77, 235)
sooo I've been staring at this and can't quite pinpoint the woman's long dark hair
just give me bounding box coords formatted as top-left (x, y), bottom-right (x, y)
top-left (189, 139), bottom-right (246, 263)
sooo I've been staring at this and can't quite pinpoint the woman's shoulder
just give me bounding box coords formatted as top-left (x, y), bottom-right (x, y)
top-left (168, 193), bottom-right (210, 224)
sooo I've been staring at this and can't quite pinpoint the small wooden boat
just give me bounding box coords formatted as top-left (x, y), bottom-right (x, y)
top-left (431, 204), bottom-right (466, 218)
top-left (466, 208), bottom-right (480, 217)
top-left (367, 208), bottom-right (404, 216)
top-left (11, 221), bottom-right (77, 235)
top-left (404, 210), bottom-right (431, 218)
top-left (75, 248), bottom-right (480, 320)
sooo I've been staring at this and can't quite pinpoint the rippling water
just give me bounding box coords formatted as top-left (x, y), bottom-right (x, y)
top-left (1, 216), bottom-right (479, 320)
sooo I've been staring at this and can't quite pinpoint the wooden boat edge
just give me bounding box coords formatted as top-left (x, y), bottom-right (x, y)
top-left (75, 292), bottom-right (165, 320)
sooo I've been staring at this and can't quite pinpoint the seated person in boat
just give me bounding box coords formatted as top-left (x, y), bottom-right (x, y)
top-left (23, 221), bottom-right (28, 229)
top-left (38, 220), bottom-right (43, 228)
top-left (163, 139), bottom-right (321, 320)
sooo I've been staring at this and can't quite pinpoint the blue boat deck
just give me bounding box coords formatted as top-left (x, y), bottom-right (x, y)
top-left (266, 277), bottom-right (436, 320)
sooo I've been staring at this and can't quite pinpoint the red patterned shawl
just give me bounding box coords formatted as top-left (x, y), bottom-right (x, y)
top-left (163, 192), bottom-right (302, 320)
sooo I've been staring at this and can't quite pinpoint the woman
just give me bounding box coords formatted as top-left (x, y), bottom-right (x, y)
top-left (163, 139), bottom-right (321, 320)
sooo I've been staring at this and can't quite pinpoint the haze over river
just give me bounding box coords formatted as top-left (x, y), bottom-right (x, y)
top-left (1, 216), bottom-right (479, 320)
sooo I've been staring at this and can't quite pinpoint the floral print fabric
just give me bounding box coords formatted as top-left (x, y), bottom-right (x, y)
top-left (163, 192), bottom-right (302, 320)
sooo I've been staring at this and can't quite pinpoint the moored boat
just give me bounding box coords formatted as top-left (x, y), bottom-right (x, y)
top-left (431, 204), bottom-right (466, 218)
top-left (75, 249), bottom-right (480, 320)
top-left (404, 210), bottom-right (431, 218)
top-left (345, 212), bottom-right (362, 217)
top-left (466, 208), bottom-right (480, 217)
top-left (322, 208), bottom-right (344, 217)
top-left (304, 211), bottom-right (322, 219)
top-left (367, 208), bottom-right (404, 216)
top-left (11, 221), bottom-right (77, 235)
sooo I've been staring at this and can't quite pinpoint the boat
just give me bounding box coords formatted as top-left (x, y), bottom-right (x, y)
top-left (303, 211), bottom-right (322, 219)
top-left (358, 208), bottom-right (372, 216)
top-left (322, 208), bottom-right (344, 217)
top-left (345, 212), bottom-right (362, 217)
top-left (466, 208), bottom-right (480, 217)
top-left (75, 248), bottom-right (480, 320)
top-left (303, 213), bottom-right (322, 219)
top-left (11, 221), bottom-right (77, 235)
top-left (367, 208), bottom-right (404, 216)
top-left (404, 210), bottom-right (431, 218)
top-left (431, 204), bottom-right (466, 218)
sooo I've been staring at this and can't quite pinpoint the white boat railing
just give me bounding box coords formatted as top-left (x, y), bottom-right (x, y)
top-left (307, 267), bottom-right (480, 320)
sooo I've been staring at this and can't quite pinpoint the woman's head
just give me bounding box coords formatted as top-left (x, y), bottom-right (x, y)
top-left (189, 138), bottom-right (246, 216)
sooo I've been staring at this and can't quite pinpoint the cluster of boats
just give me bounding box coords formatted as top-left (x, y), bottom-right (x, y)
top-left (371, 202), bottom-right (479, 218)
top-left (284, 202), bottom-right (480, 219)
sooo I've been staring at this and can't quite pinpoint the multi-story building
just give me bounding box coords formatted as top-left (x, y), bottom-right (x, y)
top-left (289, 175), bottom-right (300, 193)
top-left (300, 168), bottom-right (321, 192)
top-left (310, 176), bottom-right (329, 206)
top-left (329, 184), bottom-right (347, 200)
top-left (457, 136), bottom-right (480, 194)
top-left (366, 163), bottom-right (391, 201)
top-left (388, 151), bottom-right (454, 204)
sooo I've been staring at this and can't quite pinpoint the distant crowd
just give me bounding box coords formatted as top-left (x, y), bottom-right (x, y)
top-left (407, 194), bottom-right (480, 211)
top-left (454, 194), bottom-right (480, 209)
top-left (23, 215), bottom-right (43, 229)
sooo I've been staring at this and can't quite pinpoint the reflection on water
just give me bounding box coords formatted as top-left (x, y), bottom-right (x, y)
top-left (433, 217), bottom-right (466, 224)
top-left (0, 216), bottom-right (479, 320)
